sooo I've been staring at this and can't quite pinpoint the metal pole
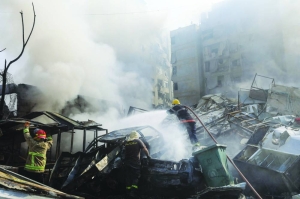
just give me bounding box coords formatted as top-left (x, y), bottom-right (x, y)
top-left (11, 135), bottom-right (15, 166)
top-left (96, 130), bottom-right (98, 147)
top-left (94, 130), bottom-right (96, 149)
top-left (55, 129), bottom-right (61, 161)
top-left (185, 105), bottom-right (263, 199)
top-left (70, 128), bottom-right (74, 153)
top-left (251, 73), bottom-right (257, 88)
top-left (83, 129), bottom-right (86, 152)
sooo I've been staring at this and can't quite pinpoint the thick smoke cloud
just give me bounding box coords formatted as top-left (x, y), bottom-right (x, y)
top-left (0, 0), bottom-right (223, 115)
top-left (0, 0), bottom-right (169, 114)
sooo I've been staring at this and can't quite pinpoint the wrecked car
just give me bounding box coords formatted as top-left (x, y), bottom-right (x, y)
top-left (49, 125), bottom-right (245, 199)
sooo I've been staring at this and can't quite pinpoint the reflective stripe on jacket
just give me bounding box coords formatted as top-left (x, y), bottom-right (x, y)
top-left (23, 129), bottom-right (53, 173)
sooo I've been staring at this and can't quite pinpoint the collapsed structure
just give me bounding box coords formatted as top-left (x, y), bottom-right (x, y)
top-left (0, 74), bottom-right (300, 198)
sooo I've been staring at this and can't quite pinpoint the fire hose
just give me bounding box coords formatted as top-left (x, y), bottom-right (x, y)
top-left (184, 106), bottom-right (262, 199)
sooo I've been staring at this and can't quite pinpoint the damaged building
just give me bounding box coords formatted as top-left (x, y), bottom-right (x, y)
top-left (170, 0), bottom-right (299, 106)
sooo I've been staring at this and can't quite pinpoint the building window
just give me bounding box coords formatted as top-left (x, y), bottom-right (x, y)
top-left (164, 81), bottom-right (168, 88)
top-left (171, 52), bottom-right (177, 64)
top-left (171, 36), bottom-right (175, 45)
top-left (211, 48), bottom-right (218, 57)
top-left (217, 75), bottom-right (224, 87)
top-left (231, 76), bottom-right (241, 83)
top-left (172, 66), bottom-right (177, 76)
top-left (211, 49), bottom-right (218, 54)
top-left (205, 61), bottom-right (210, 72)
top-left (174, 82), bottom-right (178, 90)
top-left (232, 59), bottom-right (240, 66)
top-left (157, 79), bottom-right (163, 86)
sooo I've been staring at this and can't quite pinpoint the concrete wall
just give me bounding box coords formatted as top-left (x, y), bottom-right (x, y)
top-left (170, 24), bottom-right (204, 106)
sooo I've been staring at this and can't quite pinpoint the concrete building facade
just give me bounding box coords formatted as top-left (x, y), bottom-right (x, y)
top-left (170, 24), bottom-right (204, 106)
top-left (151, 64), bottom-right (173, 109)
top-left (170, 0), bottom-right (292, 104)
top-left (149, 38), bottom-right (173, 109)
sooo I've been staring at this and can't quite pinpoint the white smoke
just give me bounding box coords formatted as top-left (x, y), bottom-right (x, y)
top-left (0, 0), bottom-right (168, 114)
top-left (114, 110), bottom-right (193, 161)
top-left (0, 0), bottom-right (224, 155)
top-left (0, 0), bottom-right (224, 114)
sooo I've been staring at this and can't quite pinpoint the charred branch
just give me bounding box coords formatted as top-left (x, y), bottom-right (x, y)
top-left (0, 3), bottom-right (36, 119)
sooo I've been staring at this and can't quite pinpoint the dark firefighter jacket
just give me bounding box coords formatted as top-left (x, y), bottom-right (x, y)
top-left (23, 128), bottom-right (53, 173)
top-left (167, 104), bottom-right (195, 123)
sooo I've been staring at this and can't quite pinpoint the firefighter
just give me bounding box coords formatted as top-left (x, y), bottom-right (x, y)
top-left (124, 131), bottom-right (151, 198)
top-left (167, 99), bottom-right (200, 148)
top-left (23, 121), bottom-right (53, 183)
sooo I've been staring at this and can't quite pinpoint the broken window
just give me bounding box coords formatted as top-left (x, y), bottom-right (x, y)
top-left (171, 36), bottom-right (176, 45)
top-left (217, 75), bottom-right (224, 87)
top-left (157, 79), bottom-right (163, 86)
top-left (172, 66), bottom-right (177, 76)
top-left (171, 52), bottom-right (177, 64)
top-left (174, 82), bottom-right (178, 90)
top-left (231, 76), bottom-right (241, 83)
top-left (158, 92), bottom-right (165, 99)
top-left (164, 81), bottom-right (168, 88)
top-left (232, 59), bottom-right (240, 66)
top-left (211, 49), bottom-right (218, 55)
top-left (205, 61), bottom-right (210, 72)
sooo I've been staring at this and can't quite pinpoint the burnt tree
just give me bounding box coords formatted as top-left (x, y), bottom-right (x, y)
top-left (0, 3), bottom-right (36, 119)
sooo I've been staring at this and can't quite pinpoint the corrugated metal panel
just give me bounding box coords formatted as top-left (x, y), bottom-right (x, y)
top-left (0, 167), bottom-right (84, 199)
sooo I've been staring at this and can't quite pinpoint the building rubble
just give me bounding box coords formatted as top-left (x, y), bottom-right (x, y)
top-left (0, 74), bottom-right (300, 198)
top-left (188, 74), bottom-right (300, 199)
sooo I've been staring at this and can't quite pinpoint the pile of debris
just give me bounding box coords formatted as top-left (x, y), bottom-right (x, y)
top-left (1, 74), bottom-right (300, 198)
top-left (186, 74), bottom-right (300, 198)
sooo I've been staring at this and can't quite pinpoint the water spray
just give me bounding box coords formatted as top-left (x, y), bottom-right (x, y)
top-left (185, 105), bottom-right (263, 199)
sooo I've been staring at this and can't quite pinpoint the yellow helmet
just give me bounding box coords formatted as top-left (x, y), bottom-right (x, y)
top-left (172, 99), bottom-right (180, 105)
top-left (128, 131), bottom-right (139, 141)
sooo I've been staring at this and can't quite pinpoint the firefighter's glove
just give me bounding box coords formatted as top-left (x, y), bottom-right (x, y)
top-left (47, 136), bottom-right (53, 141)
top-left (23, 127), bottom-right (29, 134)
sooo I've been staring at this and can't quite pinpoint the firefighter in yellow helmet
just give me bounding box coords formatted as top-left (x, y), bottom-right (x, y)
top-left (22, 121), bottom-right (53, 183)
top-left (124, 131), bottom-right (151, 198)
top-left (167, 99), bottom-right (200, 147)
